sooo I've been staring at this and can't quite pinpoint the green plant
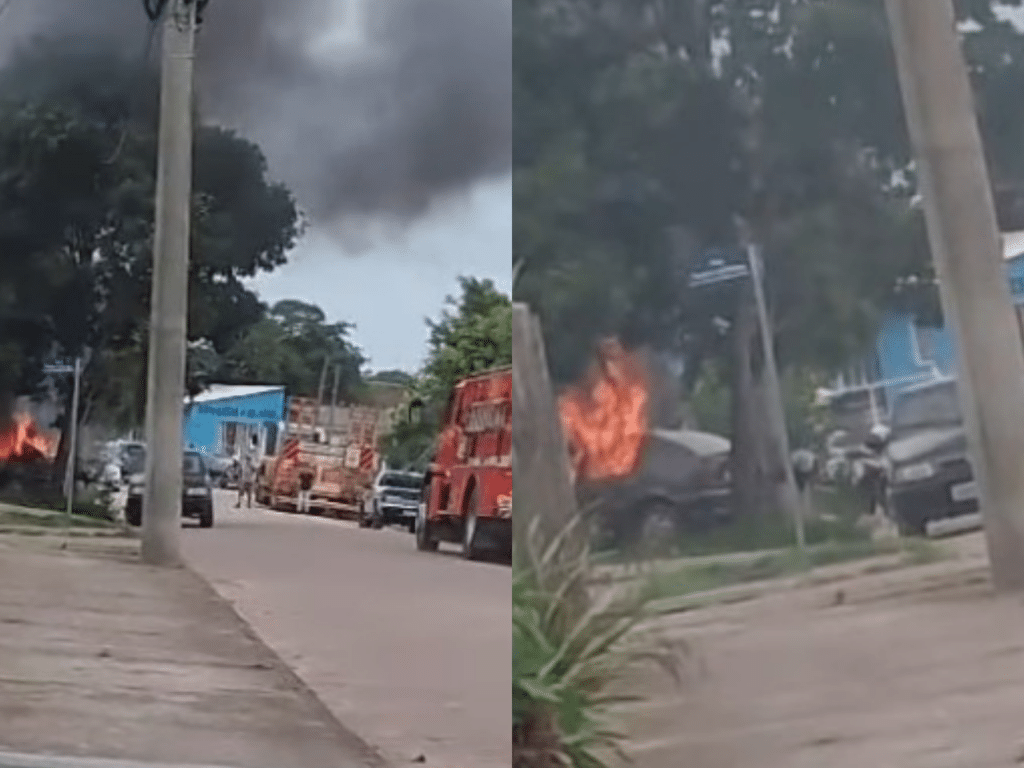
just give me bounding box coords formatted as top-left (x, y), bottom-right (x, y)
top-left (513, 517), bottom-right (683, 768)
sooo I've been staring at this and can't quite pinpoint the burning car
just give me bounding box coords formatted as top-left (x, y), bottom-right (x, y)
top-left (0, 410), bottom-right (60, 494)
top-left (558, 339), bottom-right (733, 557)
top-left (578, 428), bottom-right (733, 555)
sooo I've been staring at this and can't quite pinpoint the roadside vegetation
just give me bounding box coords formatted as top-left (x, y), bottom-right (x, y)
top-left (513, 517), bottom-right (683, 768)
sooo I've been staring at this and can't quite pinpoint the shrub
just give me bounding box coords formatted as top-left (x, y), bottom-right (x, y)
top-left (513, 517), bottom-right (683, 768)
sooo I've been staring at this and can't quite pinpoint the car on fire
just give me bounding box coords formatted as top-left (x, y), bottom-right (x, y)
top-left (125, 450), bottom-right (215, 529)
top-left (579, 428), bottom-right (733, 556)
top-left (360, 468), bottom-right (424, 531)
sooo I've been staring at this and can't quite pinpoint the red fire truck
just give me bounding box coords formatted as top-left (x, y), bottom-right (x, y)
top-left (415, 366), bottom-right (513, 560)
top-left (255, 397), bottom-right (383, 518)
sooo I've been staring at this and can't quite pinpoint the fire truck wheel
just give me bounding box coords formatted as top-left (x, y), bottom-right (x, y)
top-left (415, 504), bottom-right (438, 552)
top-left (461, 486), bottom-right (483, 561)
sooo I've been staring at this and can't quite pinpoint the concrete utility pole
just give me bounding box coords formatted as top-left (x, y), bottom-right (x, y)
top-left (746, 244), bottom-right (806, 556)
top-left (885, 0), bottom-right (1024, 589)
top-left (141, 0), bottom-right (198, 567)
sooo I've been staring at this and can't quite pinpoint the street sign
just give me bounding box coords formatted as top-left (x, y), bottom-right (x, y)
top-left (43, 366), bottom-right (75, 375)
top-left (688, 246), bottom-right (750, 289)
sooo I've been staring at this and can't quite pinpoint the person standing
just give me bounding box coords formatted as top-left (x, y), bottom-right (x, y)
top-left (236, 452), bottom-right (255, 508)
top-left (297, 459), bottom-right (316, 514)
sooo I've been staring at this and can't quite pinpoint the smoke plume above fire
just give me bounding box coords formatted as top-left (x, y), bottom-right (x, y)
top-left (0, 0), bottom-right (512, 229)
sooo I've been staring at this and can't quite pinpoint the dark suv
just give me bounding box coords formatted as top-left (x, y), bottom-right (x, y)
top-left (125, 451), bottom-right (215, 529)
top-left (884, 378), bottom-right (976, 536)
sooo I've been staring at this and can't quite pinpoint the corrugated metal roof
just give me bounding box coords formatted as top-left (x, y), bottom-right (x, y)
top-left (186, 384), bottom-right (284, 405)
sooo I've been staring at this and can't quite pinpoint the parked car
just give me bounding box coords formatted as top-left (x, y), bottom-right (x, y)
top-left (125, 451), bottom-right (215, 529)
top-left (580, 428), bottom-right (733, 556)
top-left (205, 453), bottom-right (234, 488)
top-left (360, 469), bottom-right (425, 532)
top-left (881, 377), bottom-right (975, 536)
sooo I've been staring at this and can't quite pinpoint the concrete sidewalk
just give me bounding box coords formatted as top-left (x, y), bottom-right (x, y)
top-left (0, 534), bottom-right (385, 768)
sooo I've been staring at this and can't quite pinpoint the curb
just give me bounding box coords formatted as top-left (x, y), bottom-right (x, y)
top-left (183, 563), bottom-right (394, 768)
top-left (0, 750), bottom-right (238, 768)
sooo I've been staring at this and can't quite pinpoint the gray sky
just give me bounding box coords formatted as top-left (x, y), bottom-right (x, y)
top-left (249, 175), bottom-right (512, 374)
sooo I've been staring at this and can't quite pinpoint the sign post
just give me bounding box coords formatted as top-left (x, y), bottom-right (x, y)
top-left (688, 245), bottom-right (806, 560)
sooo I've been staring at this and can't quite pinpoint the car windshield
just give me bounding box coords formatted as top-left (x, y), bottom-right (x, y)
top-left (380, 473), bottom-right (422, 489)
top-left (891, 381), bottom-right (962, 431)
top-left (183, 454), bottom-right (205, 475)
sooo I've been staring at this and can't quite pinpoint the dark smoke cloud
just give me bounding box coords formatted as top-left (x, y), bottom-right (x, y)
top-left (0, 0), bottom-right (512, 228)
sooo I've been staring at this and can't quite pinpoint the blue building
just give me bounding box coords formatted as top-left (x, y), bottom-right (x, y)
top-left (183, 384), bottom-right (288, 461)
top-left (824, 231), bottom-right (1024, 425)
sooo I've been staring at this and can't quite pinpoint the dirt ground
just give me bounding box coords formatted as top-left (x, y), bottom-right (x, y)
top-left (620, 532), bottom-right (1024, 768)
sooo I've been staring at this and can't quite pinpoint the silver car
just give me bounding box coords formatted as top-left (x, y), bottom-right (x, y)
top-left (360, 470), bottom-right (425, 532)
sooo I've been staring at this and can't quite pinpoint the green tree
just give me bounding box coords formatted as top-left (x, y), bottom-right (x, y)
top-left (383, 278), bottom-right (512, 470)
top-left (224, 299), bottom-right (366, 401)
top-left (512, 0), bottom-right (1024, 516)
top-left (0, 41), bottom-right (301, 435)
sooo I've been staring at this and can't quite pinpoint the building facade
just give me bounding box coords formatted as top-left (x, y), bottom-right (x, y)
top-left (821, 231), bottom-right (1024, 430)
top-left (183, 384), bottom-right (288, 461)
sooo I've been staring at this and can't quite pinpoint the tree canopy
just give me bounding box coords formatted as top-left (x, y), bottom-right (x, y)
top-left (513, 0), bottom-right (1024, 514)
top-left (514, 0), bottom-right (1024, 380)
top-left (0, 39), bottom-right (302, 428)
top-left (384, 277), bottom-right (512, 470)
top-left (222, 299), bottom-right (366, 401)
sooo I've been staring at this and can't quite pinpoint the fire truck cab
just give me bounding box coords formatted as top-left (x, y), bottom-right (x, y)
top-left (416, 366), bottom-right (512, 560)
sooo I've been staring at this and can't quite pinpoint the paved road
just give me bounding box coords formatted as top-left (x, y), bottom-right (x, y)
top-left (182, 491), bottom-right (510, 768)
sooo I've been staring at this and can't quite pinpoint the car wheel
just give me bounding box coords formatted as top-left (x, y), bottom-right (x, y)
top-left (198, 504), bottom-right (214, 529)
top-left (415, 502), bottom-right (438, 552)
top-left (370, 503), bottom-right (384, 530)
top-left (462, 486), bottom-right (483, 561)
top-left (125, 500), bottom-right (142, 528)
top-left (358, 503), bottom-right (372, 528)
top-left (407, 519), bottom-right (417, 534)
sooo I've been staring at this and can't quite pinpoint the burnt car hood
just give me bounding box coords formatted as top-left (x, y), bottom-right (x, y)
top-left (887, 425), bottom-right (966, 465)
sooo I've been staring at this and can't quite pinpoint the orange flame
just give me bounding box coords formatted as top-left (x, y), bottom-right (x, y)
top-left (0, 413), bottom-right (59, 463)
top-left (558, 338), bottom-right (649, 482)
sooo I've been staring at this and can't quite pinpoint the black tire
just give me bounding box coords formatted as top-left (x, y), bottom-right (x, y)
top-left (125, 499), bottom-right (142, 528)
top-left (358, 503), bottom-right (373, 528)
top-left (415, 503), bottom-right (438, 552)
top-left (198, 504), bottom-right (214, 529)
top-left (371, 503), bottom-right (384, 530)
top-left (462, 485), bottom-right (483, 561)
top-left (407, 519), bottom-right (417, 534)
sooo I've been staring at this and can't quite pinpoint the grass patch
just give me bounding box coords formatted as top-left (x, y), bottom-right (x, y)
top-left (647, 537), bottom-right (944, 606)
top-left (592, 486), bottom-right (872, 566)
top-left (0, 506), bottom-right (118, 529)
